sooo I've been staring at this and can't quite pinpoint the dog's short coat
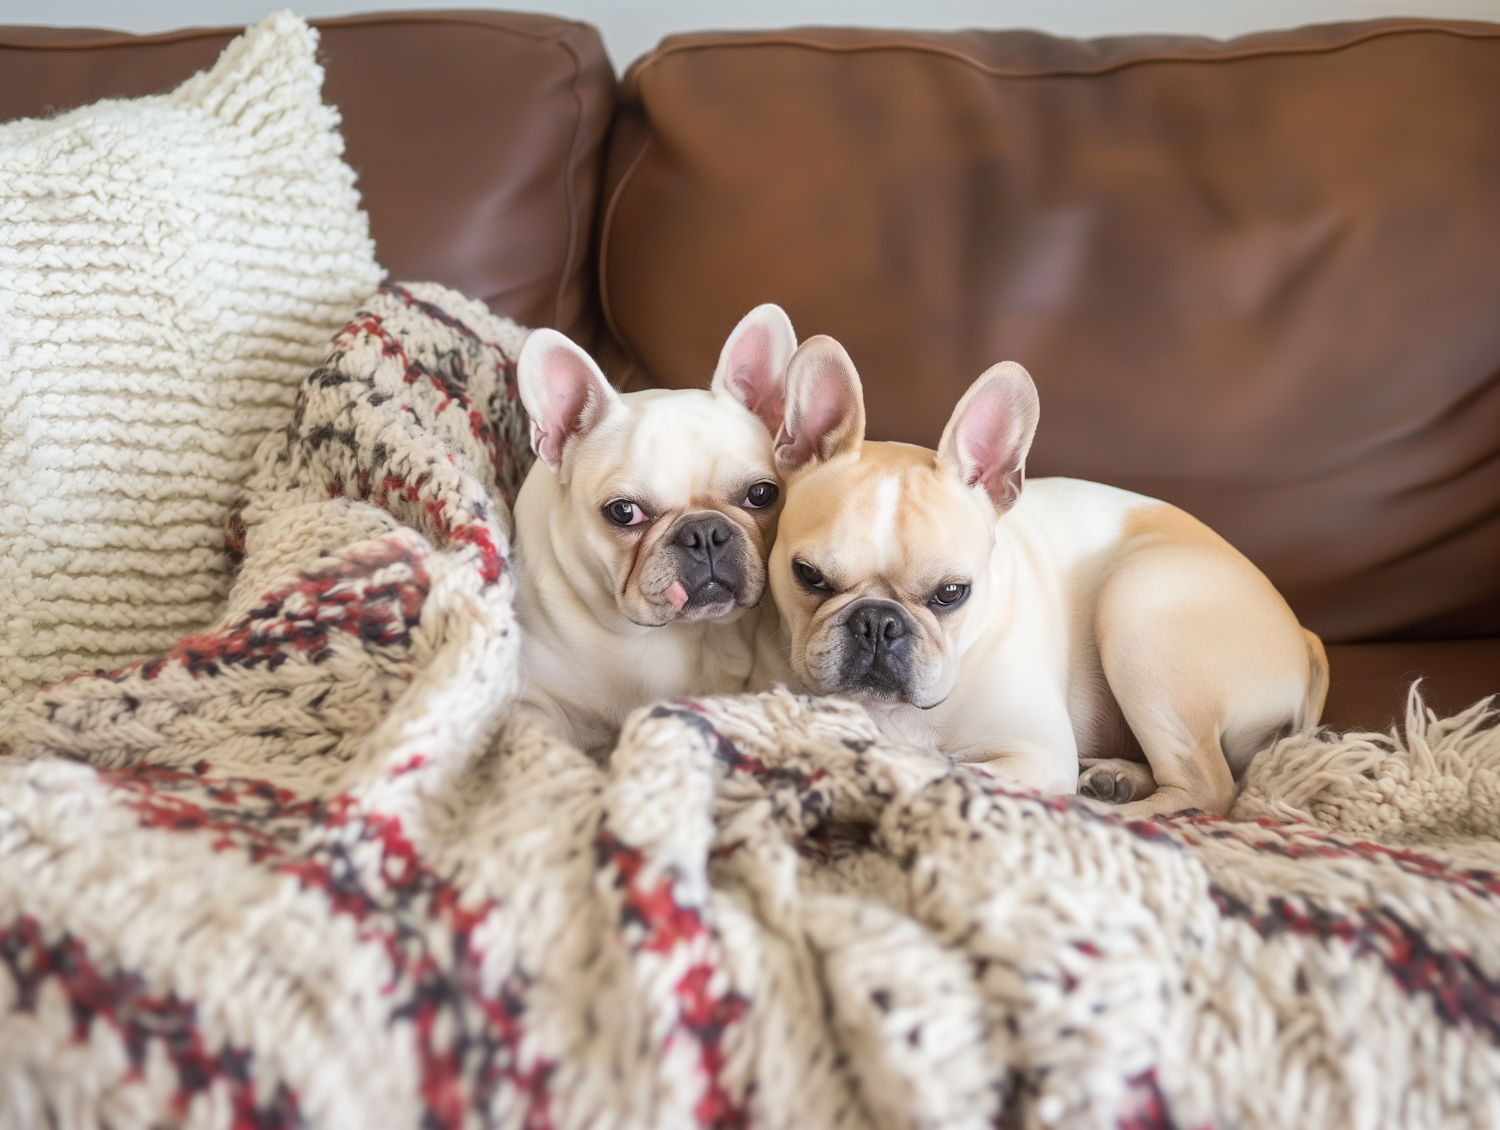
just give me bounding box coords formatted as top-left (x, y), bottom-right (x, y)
top-left (514, 305), bottom-right (796, 754)
top-left (752, 336), bottom-right (1327, 817)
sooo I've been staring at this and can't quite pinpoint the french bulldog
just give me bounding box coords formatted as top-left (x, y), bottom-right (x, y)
top-left (752, 336), bottom-right (1328, 817)
top-left (513, 305), bottom-right (796, 755)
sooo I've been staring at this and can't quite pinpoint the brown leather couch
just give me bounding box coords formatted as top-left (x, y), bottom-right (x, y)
top-left (5, 10), bottom-right (1498, 734)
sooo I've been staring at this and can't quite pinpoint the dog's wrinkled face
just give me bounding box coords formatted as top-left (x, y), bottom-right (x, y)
top-left (518, 305), bottom-right (797, 627)
top-left (770, 444), bottom-right (996, 705)
top-left (563, 389), bottom-right (781, 625)
top-left (768, 338), bottom-right (1040, 706)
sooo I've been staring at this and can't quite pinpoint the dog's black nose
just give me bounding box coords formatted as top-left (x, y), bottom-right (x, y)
top-left (847, 602), bottom-right (908, 648)
top-left (839, 599), bottom-right (915, 699)
top-left (674, 514), bottom-right (734, 562)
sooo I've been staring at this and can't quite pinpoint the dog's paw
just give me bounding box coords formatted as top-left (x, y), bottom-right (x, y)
top-left (1077, 759), bottom-right (1157, 805)
top-left (1077, 765), bottom-right (1133, 803)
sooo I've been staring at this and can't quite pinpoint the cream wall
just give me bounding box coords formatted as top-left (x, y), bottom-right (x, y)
top-left (2, 0), bottom-right (1498, 70)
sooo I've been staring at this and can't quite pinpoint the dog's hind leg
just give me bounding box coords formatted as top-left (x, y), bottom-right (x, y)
top-left (1077, 758), bottom-right (1157, 804)
top-left (1089, 517), bottom-right (1318, 818)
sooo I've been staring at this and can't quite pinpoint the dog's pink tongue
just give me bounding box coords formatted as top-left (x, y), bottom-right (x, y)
top-left (667, 581), bottom-right (689, 612)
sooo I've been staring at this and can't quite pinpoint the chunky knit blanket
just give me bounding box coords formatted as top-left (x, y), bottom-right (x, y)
top-left (2, 282), bottom-right (1498, 1130)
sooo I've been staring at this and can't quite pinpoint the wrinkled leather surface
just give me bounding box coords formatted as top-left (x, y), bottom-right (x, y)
top-left (1322, 640), bottom-right (1500, 732)
top-left (0, 11), bottom-right (616, 335)
top-left (601, 21), bottom-right (1500, 643)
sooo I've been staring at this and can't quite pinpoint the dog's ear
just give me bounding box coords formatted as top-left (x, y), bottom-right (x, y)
top-left (938, 362), bottom-right (1040, 514)
top-left (517, 329), bottom-right (621, 475)
top-left (775, 335), bottom-right (866, 474)
top-left (710, 303), bottom-right (797, 436)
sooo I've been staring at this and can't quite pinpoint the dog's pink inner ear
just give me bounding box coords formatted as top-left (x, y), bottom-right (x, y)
top-left (944, 364), bottom-right (1040, 513)
top-left (725, 327), bottom-right (786, 435)
top-left (778, 381), bottom-right (840, 468)
top-left (777, 340), bottom-right (864, 471)
top-left (714, 304), bottom-right (796, 436)
top-left (526, 338), bottom-right (612, 469)
top-left (537, 368), bottom-right (588, 466)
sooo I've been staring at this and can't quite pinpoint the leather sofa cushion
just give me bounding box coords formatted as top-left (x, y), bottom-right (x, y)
top-left (0, 11), bottom-right (616, 336)
top-left (1322, 639), bottom-right (1500, 733)
top-left (600, 21), bottom-right (1500, 643)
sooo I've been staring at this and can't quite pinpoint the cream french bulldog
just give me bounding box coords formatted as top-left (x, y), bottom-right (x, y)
top-left (752, 336), bottom-right (1328, 817)
top-left (513, 305), bottom-right (796, 754)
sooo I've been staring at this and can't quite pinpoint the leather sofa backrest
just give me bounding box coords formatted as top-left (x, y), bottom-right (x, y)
top-left (0, 11), bottom-right (616, 337)
top-left (599, 21), bottom-right (1500, 642)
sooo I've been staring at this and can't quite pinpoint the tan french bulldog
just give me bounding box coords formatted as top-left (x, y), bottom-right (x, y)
top-left (512, 305), bottom-right (795, 755)
top-left (752, 336), bottom-right (1327, 817)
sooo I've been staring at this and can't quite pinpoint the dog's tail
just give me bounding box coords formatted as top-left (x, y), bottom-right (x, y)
top-left (1301, 628), bottom-right (1330, 728)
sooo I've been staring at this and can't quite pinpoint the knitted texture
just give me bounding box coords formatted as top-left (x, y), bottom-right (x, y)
top-left (0, 12), bottom-right (383, 727)
top-left (3, 285), bottom-right (1500, 1130)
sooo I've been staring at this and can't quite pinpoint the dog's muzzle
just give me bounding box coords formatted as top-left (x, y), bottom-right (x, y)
top-left (836, 598), bottom-right (915, 699)
top-left (670, 513), bottom-right (747, 613)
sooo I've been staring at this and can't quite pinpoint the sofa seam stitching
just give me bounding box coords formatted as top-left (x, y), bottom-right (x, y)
top-left (547, 27), bottom-right (592, 333)
top-left (0, 13), bottom-right (600, 50)
top-left (623, 21), bottom-right (1500, 86)
top-left (596, 134), bottom-right (654, 386)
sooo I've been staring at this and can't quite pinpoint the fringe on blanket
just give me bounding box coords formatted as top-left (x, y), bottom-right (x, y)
top-left (1, 282), bottom-right (1498, 1130)
top-left (1235, 682), bottom-right (1500, 843)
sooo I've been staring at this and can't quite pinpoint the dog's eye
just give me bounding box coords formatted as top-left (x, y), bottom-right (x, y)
top-left (793, 559), bottom-right (832, 592)
top-left (604, 499), bottom-right (648, 527)
top-left (742, 481), bottom-right (779, 510)
top-left (930, 583), bottom-right (970, 609)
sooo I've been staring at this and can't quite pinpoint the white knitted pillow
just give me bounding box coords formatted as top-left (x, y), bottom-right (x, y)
top-left (0, 12), bottom-right (383, 725)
